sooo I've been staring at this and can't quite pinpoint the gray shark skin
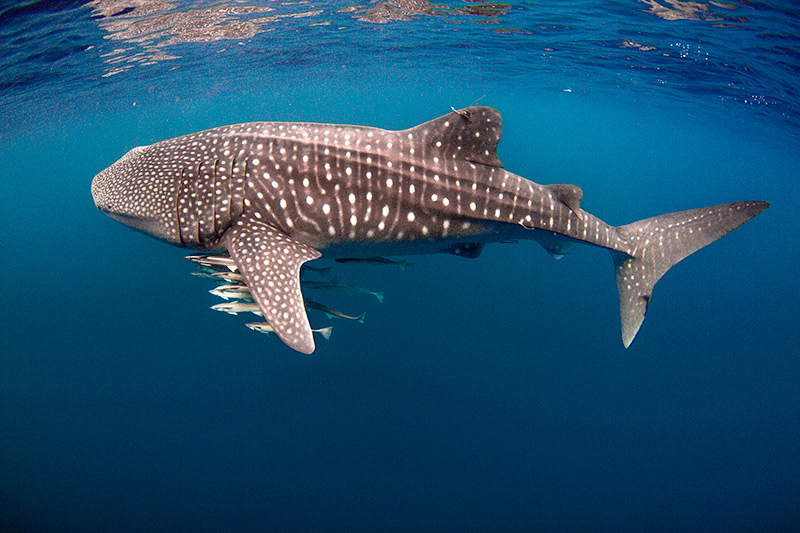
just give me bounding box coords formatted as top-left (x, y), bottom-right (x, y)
top-left (92, 107), bottom-right (769, 354)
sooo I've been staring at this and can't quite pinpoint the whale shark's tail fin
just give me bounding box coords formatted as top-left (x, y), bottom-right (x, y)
top-left (613, 201), bottom-right (769, 348)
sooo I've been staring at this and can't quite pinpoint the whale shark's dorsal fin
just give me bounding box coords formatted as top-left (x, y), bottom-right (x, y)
top-left (224, 215), bottom-right (322, 354)
top-left (406, 106), bottom-right (503, 168)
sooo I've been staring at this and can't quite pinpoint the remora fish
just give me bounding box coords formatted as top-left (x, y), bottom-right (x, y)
top-left (186, 253), bottom-right (238, 271)
top-left (304, 300), bottom-right (366, 323)
top-left (302, 277), bottom-right (385, 303)
top-left (335, 257), bottom-right (414, 270)
top-left (209, 284), bottom-right (254, 301)
top-left (213, 299), bottom-right (363, 324)
top-left (247, 322), bottom-right (333, 341)
top-left (211, 271), bottom-right (244, 283)
top-left (211, 301), bottom-right (262, 316)
top-left (92, 106), bottom-right (769, 353)
top-left (301, 265), bottom-right (333, 278)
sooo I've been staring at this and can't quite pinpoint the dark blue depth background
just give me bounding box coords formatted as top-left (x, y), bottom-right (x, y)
top-left (1, 2), bottom-right (799, 531)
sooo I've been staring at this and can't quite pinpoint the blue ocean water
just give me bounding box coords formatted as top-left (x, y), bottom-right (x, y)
top-left (1, 0), bottom-right (799, 531)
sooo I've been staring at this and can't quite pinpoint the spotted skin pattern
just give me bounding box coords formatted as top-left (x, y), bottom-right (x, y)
top-left (92, 107), bottom-right (769, 353)
top-left (225, 217), bottom-right (321, 354)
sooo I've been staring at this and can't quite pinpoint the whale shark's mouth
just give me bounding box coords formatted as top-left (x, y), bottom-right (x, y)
top-left (104, 211), bottom-right (176, 244)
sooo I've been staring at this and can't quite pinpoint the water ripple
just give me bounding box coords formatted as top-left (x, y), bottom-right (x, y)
top-left (0, 0), bottom-right (797, 135)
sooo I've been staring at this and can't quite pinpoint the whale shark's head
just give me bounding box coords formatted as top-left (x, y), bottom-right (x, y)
top-left (92, 144), bottom-right (184, 244)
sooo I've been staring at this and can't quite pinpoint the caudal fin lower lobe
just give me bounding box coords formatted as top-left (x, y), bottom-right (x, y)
top-left (613, 200), bottom-right (769, 348)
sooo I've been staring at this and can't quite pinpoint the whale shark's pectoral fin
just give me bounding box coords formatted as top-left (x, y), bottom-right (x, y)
top-left (224, 217), bottom-right (322, 354)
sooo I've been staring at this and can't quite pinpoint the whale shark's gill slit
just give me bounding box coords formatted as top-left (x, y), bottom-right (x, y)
top-left (176, 167), bottom-right (185, 246)
top-left (196, 160), bottom-right (207, 241)
top-left (214, 157), bottom-right (228, 226)
top-left (187, 163), bottom-right (200, 245)
top-left (242, 158), bottom-right (249, 215)
top-left (229, 154), bottom-right (237, 219)
top-left (194, 179), bottom-right (201, 245)
top-left (210, 159), bottom-right (218, 236)
top-left (181, 165), bottom-right (198, 245)
top-left (214, 158), bottom-right (226, 223)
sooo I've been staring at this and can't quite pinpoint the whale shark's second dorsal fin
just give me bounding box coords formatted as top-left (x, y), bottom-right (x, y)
top-left (406, 106), bottom-right (503, 168)
top-left (546, 183), bottom-right (584, 218)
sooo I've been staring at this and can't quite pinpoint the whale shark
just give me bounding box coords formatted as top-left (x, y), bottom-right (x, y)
top-left (91, 106), bottom-right (769, 354)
